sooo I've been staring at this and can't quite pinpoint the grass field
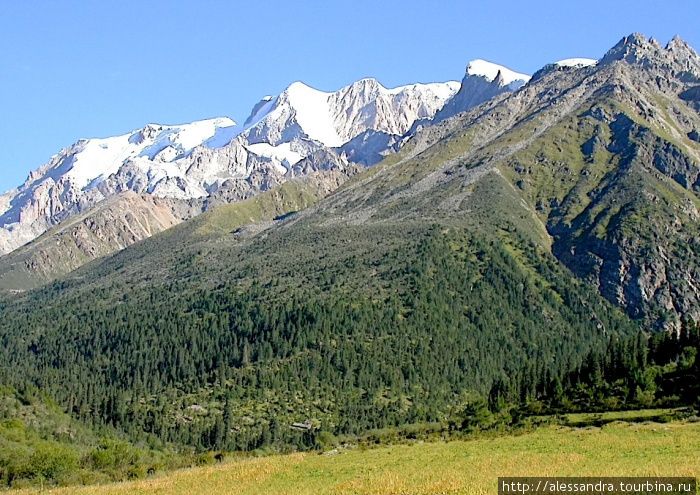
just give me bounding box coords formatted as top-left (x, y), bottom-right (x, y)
top-left (15, 420), bottom-right (700, 495)
top-left (561, 408), bottom-right (683, 426)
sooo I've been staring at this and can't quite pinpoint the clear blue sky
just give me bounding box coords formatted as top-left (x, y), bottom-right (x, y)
top-left (1, 0), bottom-right (698, 194)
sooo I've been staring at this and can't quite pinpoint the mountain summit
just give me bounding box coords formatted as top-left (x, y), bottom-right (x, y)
top-left (433, 59), bottom-right (529, 123)
top-left (466, 59), bottom-right (530, 89)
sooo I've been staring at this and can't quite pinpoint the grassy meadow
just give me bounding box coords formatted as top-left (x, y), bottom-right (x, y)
top-left (15, 420), bottom-right (699, 495)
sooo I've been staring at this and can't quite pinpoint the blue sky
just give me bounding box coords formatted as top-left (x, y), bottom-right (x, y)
top-left (1, 0), bottom-right (698, 194)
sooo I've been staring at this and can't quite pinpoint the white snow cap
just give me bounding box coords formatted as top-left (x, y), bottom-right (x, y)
top-left (555, 58), bottom-right (598, 67)
top-left (64, 117), bottom-right (239, 190)
top-left (284, 81), bottom-right (345, 147)
top-left (247, 79), bottom-right (459, 148)
top-left (384, 80), bottom-right (460, 99)
top-left (466, 59), bottom-right (531, 86)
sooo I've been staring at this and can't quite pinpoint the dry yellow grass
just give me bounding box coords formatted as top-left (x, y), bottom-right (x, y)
top-left (18, 421), bottom-right (700, 495)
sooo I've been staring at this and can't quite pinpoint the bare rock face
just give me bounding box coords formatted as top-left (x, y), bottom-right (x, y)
top-left (0, 192), bottom-right (181, 289)
top-left (526, 34), bottom-right (700, 330)
top-left (326, 78), bottom-right (459, 140)
top-left (600, 34), bottom-right (700, 82)
top-left (554, 108), bottom-right (700, 330)
top-left (337, 130), bottom-right (402, 166)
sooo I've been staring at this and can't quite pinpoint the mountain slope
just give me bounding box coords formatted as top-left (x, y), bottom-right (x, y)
top-left (498, 34), bottom-right (700, 330)
top-left (0, 39), bottom-right (660, 455)
top-left (0, 207), bottom-right (637, 452)
top-left (316, 33), bottom-right (700, 329)
top-left (0, 192), bottom-right (181, 290)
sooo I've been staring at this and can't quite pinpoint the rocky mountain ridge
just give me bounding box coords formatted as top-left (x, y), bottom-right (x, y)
top-left (306, 33), bottom-right (700, 330)
top-left (0, 78), bottom-right (466, 257)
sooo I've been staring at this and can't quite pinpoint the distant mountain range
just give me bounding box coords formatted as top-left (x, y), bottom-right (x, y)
top-left (0, 78), bottom-right (462, 255)
top-left (0, 58), bottom-right (533, 287)
top-left (3, 33), bottom-right (700, 332)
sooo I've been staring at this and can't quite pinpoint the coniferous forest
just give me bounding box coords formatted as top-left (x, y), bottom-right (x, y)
top-left (2, 219), bottom-right (698, 487)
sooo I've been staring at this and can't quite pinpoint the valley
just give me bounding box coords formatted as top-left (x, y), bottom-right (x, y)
top-left (1, 32), bottom-right (700, 492)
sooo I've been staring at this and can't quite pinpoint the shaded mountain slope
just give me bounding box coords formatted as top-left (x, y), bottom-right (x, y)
top-left (0, 192), bottom-right (181, 291)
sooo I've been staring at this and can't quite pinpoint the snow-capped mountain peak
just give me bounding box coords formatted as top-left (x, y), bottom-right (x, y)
top-left (432, 60), bottom-right (532, 124)
top-left (466, 59), bottom-right (531, 88)
top-left (283, 81), bottom-right (345, 147)
top-left (57, 117), bottom-right (239, 191)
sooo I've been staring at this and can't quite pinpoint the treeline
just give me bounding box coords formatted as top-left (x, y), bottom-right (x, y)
top-left (443, 319), bottom-right (700, 435)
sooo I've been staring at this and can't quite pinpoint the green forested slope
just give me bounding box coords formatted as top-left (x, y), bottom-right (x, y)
top-left (0, 203), bottom-right (638, 455)
top-left (0, 384), bottom-right (195, 488)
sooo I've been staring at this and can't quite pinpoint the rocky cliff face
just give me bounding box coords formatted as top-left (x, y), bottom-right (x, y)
top-left (542, 35), bottom-right (700, 330)
top-left (504, 35), bottom-right (700, 330)
top-left (0, 192), bottom-right (181, 289)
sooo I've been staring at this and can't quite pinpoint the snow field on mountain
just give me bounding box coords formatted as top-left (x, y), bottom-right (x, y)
top-left (466, 59), bottom-right (531, 86)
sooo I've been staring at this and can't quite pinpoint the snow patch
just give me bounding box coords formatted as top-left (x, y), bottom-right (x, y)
top-left (555, 58), bottom-right (598, 67)
top-left (169, 118), bottom-right (237, 150)
top-left (65, 118), bottom-right (237, 190)
top-left (203, 125), bottom-right (242, 149)
top-left (67, 134), bottom-right (136, 190)
top-left (243, 96), bottom-right (278, 129)
top-left (385, 81), bottom-right (460, 99)
top-left (247, 142), bottom-right (303, 172)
